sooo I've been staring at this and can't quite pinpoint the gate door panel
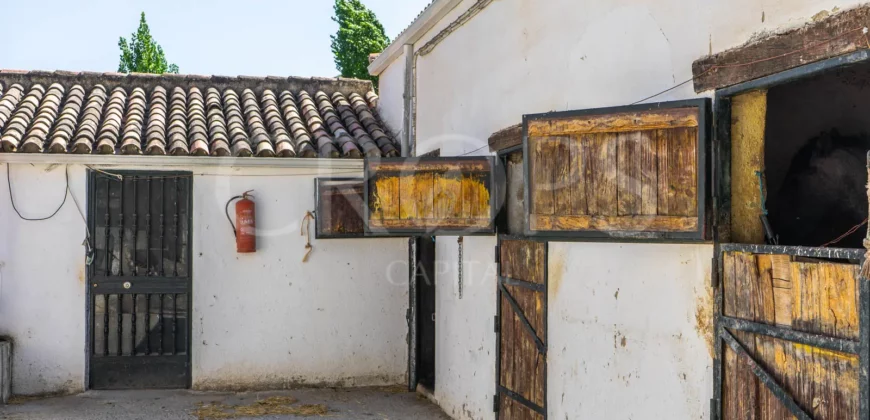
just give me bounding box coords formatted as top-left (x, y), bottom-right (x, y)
top-left (716, 244), bottom-right (867, 420)
top-left (88, 171), bottom-right (192, 390)
top-left (496, 238), bottom-right (547, 420)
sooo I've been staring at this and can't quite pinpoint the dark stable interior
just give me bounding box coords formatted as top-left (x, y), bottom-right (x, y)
top-left (764, 64), bottom-right (870, 249)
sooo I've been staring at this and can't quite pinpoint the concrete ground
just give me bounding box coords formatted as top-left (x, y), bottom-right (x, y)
top-left (0, 387), bottom-right (450, 420)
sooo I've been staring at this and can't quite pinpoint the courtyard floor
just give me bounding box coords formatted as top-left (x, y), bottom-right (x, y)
top-left (0, 387), bottom-right (450, 420)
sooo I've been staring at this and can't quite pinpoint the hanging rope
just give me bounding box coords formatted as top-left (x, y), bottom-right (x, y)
top-left (301, 211), bottom-right (315, 263)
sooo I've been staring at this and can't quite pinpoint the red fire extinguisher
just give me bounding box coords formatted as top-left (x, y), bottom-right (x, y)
top-left (225, 190), bottom-right (256, 253)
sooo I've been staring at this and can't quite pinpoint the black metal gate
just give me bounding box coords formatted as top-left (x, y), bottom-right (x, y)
top-left (87, 170), bottom-right (193, 390)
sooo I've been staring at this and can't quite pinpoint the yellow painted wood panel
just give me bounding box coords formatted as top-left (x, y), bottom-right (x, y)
top-left (527, 107), bottom-right (698, 136)
top-left (529, 214), bottom-right (697, 232)
top-left (730, 90), bottom-right (767, 244)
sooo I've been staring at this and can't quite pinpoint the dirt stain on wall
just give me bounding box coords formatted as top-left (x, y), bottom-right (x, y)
top-left (695, 276), bottom-right (715, 359)
top-left (549, 249), bottom-right (565, 299)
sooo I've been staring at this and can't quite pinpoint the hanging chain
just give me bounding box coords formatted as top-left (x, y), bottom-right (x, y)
top-left (458, 236), bottom-right (464, 299)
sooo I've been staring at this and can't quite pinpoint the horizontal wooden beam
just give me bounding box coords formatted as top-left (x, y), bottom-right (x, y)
top-left (692, 6), bottom-right (870, 92)
top-left (527, 108), bottom-right (698, 137)
top-left (529, 214), bottom-right (698, 232)
top-left (488, 124), bottom-right (522, 152)
top-left (368, 160), bottom-right (490, 173)
top-left (369, 218), bottom-right (491, 229)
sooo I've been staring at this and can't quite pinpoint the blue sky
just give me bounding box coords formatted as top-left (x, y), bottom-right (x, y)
top-left (0, 0), bottom-right (430, 77)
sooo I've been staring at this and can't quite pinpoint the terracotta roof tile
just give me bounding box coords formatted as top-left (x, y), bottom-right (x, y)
top-left (0, 70), bottom-right (396, 158)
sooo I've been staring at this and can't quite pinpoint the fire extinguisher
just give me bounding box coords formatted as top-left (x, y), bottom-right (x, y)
top-left (225, 190), bottom-right (256, 253)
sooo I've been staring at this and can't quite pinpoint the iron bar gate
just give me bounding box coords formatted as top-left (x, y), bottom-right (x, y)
top-left (87, 170), bottom-right (193, 389)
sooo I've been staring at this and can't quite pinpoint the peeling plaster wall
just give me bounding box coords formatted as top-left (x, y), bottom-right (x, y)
top-left (0, 164), bottom-right (408, 395)
top-left (374, 0), bottom-right (867, 418)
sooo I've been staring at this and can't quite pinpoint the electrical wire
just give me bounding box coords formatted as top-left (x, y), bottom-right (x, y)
top-left (7, 163), bottom-right (69, 221)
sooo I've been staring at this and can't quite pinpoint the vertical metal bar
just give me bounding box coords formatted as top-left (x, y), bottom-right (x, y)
top-left (116, 294), bottom-right (122, 356)
top-left (104, 178), bottom-right (111, 276)
top-left (174, 178), bottom-right (180, 277)
top-left (145, 178), bottom-right (151, 275)
top-left (131, 176), bottom-right (138, 355)
top-left (159, 178), bottom-right (165, 276)
top-left (173, 293), bottom-right (178, 355)
top-left (145, 177), bottom-right (151, 354)
top-left (542, 240), bottom-right (548, 420)
top-left (712, 247), bottom-right (724, 420)
top-left (119, 177), bottom-right (125, 276)
top-left (91, 294), bottom-right (96, 356)
top-left (103, 294), bottom-right (109, 356)
top-left (158, 293), bottom-right (164, 355)
top-left (132, 294), bottom-right (137, 355)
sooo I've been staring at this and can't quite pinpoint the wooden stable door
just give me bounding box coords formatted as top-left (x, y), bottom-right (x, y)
top-left (716, 245), bottom-right (867, 419)
top-left (496, 238), bottom-right (547, 419)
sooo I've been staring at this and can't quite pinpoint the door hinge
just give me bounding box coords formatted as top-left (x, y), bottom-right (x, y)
top-left (493, 394), bottom-right (500, 412)
top-left (711, 257), bottom-right (719, 289)
top-left (494, 315), bottom-right (500, 333)
top-left (494, 244), bottom-right (500, 265)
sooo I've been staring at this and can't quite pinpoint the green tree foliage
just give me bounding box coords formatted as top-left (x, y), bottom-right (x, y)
top-left (331, 0), bottom-right (389, 86)
top-left (118, 12), bottom-right (179, 74)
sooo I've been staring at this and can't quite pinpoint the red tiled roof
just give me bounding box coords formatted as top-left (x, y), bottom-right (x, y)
top-left (0, 70), bottom-right (397, 158)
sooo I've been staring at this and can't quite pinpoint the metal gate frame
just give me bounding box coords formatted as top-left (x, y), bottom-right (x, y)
top-left (711, 243), bottom-right (870, 420)
top-left (494, 234), bottom-right (548, 418)
top-left (85, 169), bottom-right (193, 390)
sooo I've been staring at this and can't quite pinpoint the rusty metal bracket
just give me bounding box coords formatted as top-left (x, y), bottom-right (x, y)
top-left (720, 316), bottom-right (859, 354)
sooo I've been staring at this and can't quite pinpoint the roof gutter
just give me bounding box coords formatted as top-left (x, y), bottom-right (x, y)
top-left (368, 0), bottom-right (463, 76)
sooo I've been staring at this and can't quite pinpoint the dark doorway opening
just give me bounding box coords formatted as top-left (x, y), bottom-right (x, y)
top-left (764, 63), bottom-right (870, 248)
top-left (416, 236), bottom-right (436, 391)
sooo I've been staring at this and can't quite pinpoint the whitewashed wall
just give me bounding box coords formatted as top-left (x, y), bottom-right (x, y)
top-left (0, 163), bottom-right (408, 395)
top-left (375, 0), bottom-right (864, 418)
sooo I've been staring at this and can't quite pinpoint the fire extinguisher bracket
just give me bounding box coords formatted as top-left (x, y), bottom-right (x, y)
top-left (225, 190), bottom-right (256, 253)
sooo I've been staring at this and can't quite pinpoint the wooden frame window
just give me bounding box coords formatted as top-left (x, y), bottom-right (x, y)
top-left (364, 157), bottom-right (498, 236)
top-left (523, 99), bottom-right (711, 241)
top-left (314, 178), bottom-right (366, 239)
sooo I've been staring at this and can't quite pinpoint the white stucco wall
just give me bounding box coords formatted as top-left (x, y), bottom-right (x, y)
top-left (429, 236), bottom-right (498, 420)
top-left (548, 242), bottom-right (714, 419)
top-left (0, 163), bottom-right (408, 395)
top-left (374, 0), bottom-right (865, 418)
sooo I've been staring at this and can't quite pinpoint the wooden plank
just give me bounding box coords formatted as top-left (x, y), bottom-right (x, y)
top-left (692, 6), bottom-right (870, 92)
top-left (530, 136), bottom-right (554, 216)
top-left (399, 175), bottom-right (418, 220)
top-left (581, 134), bottom-right (598, 216)
top-left (500, 240), bottom-right (545, 285)
top-left (733, 252), bottom-right (759, 420)
top-left (370, 176), bottom-right (399, 220)
top-left (415, 173), bottom-right (435, 220)
top-left (638, 131), bottom-right (657, 215)
top-left (434, 172), bottom-right (463, 220)
top-left (667, 127), bottom-right (698, 217)
top-left (488, 123), bottom-right (522, 152)
top-left (730, 90), bottom-right (767, 244)
top-left (592, 133), bottom-right (618, 216)
top-left (617, 131), bottom-right (641, 216)
top-left (553, 137), bottom-right (572, 216)
top-left (369, 217), bottom-right (491, 229)
top-left (568, 135), bottom-right (588, 215)
top-left (529, 214), bottom-right (698, 232)
top-left (527, 107), bottom-right (698, 137)
top-left (768, 254), bottom-right (794, 328)
top-left (655, 129), bottom-right (670, 216)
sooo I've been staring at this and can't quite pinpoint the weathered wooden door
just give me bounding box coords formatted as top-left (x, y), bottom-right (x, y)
top-left (88, 170), bottom-right (193, 389)
top-left (496, 237), bottom-right (547, 419)
top-left (715, 244), bottom-right (868, 419)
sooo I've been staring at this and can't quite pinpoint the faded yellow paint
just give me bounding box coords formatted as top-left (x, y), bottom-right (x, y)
top-left (730, 90), bottom-right (767, 244)
top-left (695, 282), bottom-right (714, 360)
top-left (548, 249), bottom-right (565, 300)
top-left (371, 172), bottom-right (490, 227)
